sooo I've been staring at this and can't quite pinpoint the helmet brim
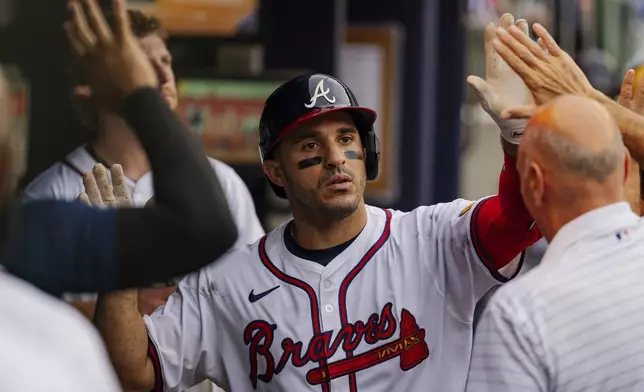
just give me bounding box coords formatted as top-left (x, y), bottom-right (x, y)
top-left (265, 106), bottom-right (377, 159)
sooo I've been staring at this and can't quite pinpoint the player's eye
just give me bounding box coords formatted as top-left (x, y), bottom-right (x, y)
top-left (340, 136), bottom-right (353, 144)
top-left (302, 142), bottom-right (318, 151)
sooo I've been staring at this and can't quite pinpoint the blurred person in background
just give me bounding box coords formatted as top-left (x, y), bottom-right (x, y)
top-left (22, 8), bottom-right (263, 322)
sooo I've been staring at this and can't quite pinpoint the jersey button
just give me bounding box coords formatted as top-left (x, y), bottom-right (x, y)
top-left (324, 304), bottom-right (334, 312)
top-left (324, 280), bottom-right (332, 288)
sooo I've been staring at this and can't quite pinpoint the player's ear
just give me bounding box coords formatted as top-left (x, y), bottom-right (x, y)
top-left (72, 85), bottom-right (93, 100)
top-left (263, 160), bottom-right (286, 188)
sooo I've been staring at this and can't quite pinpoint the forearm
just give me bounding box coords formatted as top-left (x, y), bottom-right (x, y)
top-left (116, 89), bottom-right (238, 287)
top-left (472, 154), bottom-right (541, 270)
top-left (121, 88), bottom-right (232, 223)
top-left (597, 94), bottom-right (644, 165)
top-left (94, 290), bottom-right (155, 391)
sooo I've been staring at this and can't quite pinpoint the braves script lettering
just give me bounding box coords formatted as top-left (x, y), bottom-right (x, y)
top-left (304, 79), bottom-right (336, 108)
top-left (243, 302), bottom-right (430, 388)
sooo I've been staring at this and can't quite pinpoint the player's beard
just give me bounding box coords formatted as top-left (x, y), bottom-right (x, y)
top-left (286, 167), bottom-right (366, 222)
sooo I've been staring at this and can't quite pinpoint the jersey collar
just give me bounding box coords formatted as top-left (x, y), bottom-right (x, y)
top-left (543, 202), bottom-right (639, 264)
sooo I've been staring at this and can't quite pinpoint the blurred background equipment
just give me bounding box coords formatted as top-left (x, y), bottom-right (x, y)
top-left (129, 0), bottom-right (258, 36)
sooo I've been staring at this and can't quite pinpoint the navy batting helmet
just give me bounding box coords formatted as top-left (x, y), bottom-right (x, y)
top-left (258, 73), bottom-right (380, 198)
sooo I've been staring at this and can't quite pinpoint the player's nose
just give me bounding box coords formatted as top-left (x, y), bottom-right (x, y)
top-left (324, 143), bottom-right (346, 169)
top-left (153, 61), bottom-right (171, 85)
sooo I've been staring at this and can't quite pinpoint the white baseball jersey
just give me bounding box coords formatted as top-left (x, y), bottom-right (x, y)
top-left (467, 202), bottom-right (644, 392)
top-left (0, 271), bottom-right (121, 392)
top-left (145, 200), bottom-right (524, 392)
top-left (23, 145), bottom-right (264, 250)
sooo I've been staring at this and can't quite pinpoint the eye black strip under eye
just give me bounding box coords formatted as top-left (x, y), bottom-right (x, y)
top-left (344, 151), bottom-right (363, 160)
top-left (297, 156), bottom-right (323, 169)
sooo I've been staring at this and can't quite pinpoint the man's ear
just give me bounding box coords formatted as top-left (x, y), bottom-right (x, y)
top-left (528, 161), bottom-right (545, 208)
top-left (263, 160), bottom-right (286, 188)
top-left (72, 85), bottom-right (93, 100)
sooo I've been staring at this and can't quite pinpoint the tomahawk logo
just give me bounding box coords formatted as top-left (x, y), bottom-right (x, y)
top-left (305, 79), bottom-right (336, 108)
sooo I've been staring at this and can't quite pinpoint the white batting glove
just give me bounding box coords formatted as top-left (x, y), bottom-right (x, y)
top-left (78, 163), bottom-right (133, 208)
top-left (467, 13), bottom-right (535, 144)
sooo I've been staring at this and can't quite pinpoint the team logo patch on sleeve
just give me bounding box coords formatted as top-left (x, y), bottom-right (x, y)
top-left (459, 202), bottom-right (475, 217)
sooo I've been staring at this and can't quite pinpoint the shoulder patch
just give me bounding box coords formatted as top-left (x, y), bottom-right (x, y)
top-left (459, 202), bottom-right (475, 217)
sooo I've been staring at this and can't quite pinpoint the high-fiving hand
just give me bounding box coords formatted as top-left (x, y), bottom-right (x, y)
top-left (78, 164), bottom-right (177, 316)
top-left (79, 164), bottom-right (133, 208)
top-left (65, 0), bottom-right (157, 108)
top-left (491, 22), bottom-right (597, 108)
top-left (467, 13), bottom-right (535, 144)
top-left (618, 69), bottom-right (644, 114)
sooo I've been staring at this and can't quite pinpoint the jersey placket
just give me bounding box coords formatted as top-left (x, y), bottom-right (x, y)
top-left (317, 269), bottom-right (344, 389)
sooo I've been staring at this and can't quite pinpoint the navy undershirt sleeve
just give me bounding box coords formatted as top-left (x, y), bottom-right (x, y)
top-left (2, 200), bottom-right (117, 296)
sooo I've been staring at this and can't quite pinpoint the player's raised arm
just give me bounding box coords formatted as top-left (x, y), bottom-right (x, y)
top-left (464, 13), bottom-right (541, 275)
top-left (1, 0), bottom-right (237, 294)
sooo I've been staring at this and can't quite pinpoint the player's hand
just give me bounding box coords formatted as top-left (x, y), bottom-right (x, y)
top-left (78, 164), bottom-right (133, 208)
top-left (467, 13), bottom-right (534, 144)
top-left (618, 69), bottom-right (644, 114)
top-left (491, 22), bottom-right (597, 106)
top-left (65, 0), bottom-right (157, 108)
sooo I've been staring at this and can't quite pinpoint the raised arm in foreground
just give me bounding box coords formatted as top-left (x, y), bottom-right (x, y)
top-left (1, 0), bottom-right (237, 294)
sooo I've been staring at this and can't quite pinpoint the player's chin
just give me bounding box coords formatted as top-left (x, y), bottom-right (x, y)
top-left (318, 190), bottom-right (361, 214)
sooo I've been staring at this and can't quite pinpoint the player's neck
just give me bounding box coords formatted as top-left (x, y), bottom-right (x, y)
top-left (92, 111), bottom-right (150, 181)
top-left (291, 203), bottom-right (367, 250)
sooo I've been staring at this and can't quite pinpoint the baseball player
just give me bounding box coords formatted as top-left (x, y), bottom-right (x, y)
top-left (22, 7), bottom-right (263, 318)
top-left (93, 14), bottom-right (542, 392)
